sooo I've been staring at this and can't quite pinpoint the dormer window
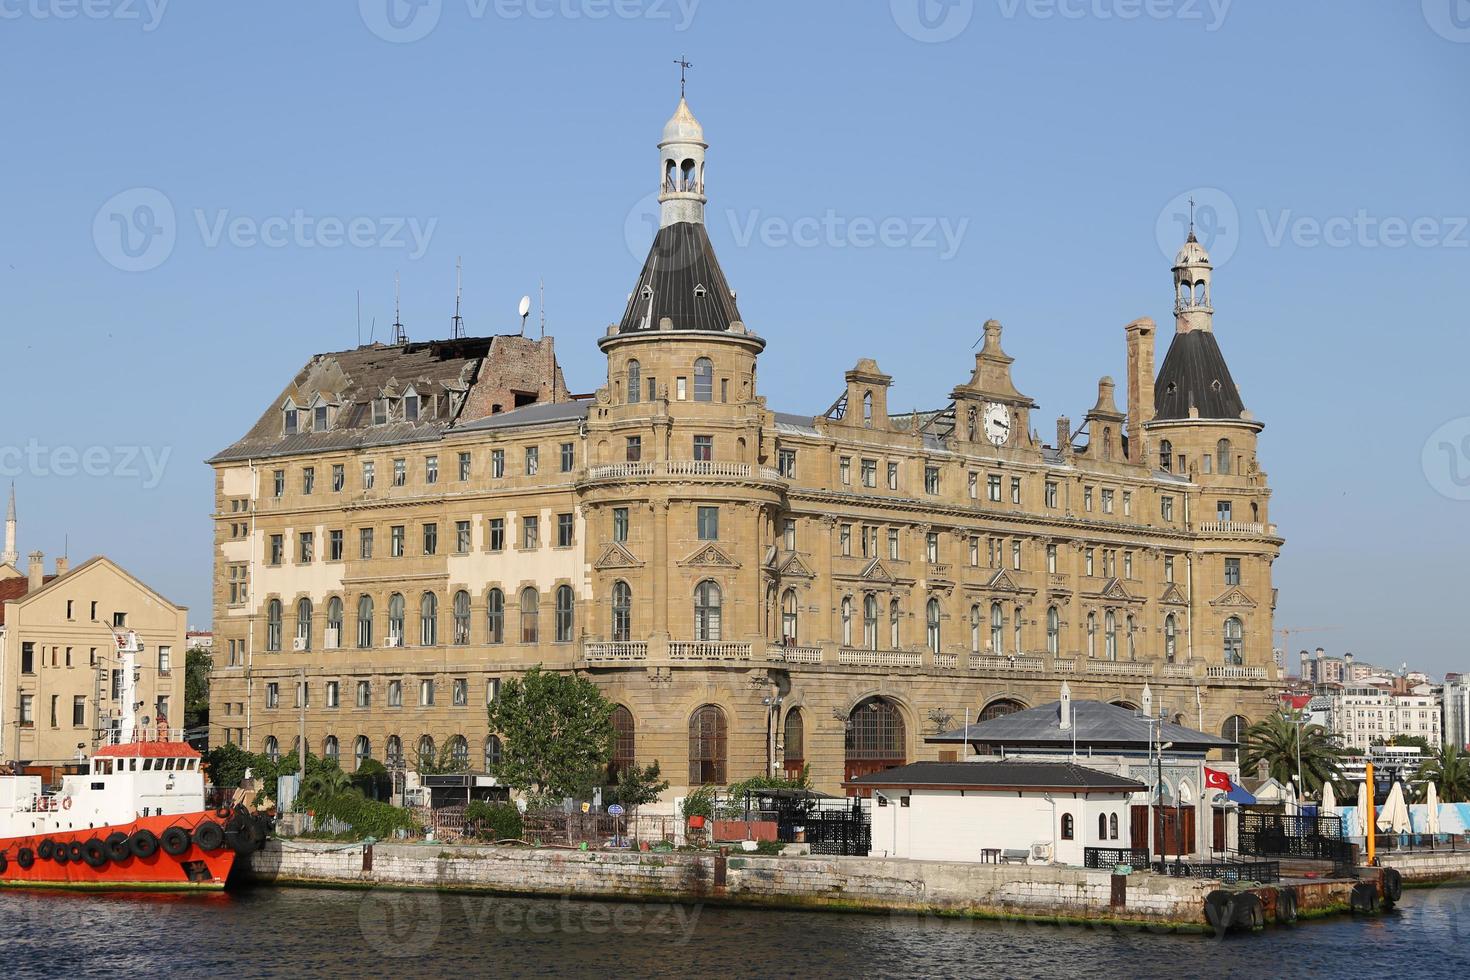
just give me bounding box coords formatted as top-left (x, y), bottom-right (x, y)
top-left (372, 398), bottom-right (388, 425)
top-left (404, 392), bottom-right (420, 422)
top-left (314, 405), bottom-right (329, 431)
top-left (283, 408), bottom-right (298, 435)
top-left (694, 283), bottom-right (708, 299)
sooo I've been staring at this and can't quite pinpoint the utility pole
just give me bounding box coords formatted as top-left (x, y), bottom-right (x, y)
top-left (298, 666), bottom-right (307, 785)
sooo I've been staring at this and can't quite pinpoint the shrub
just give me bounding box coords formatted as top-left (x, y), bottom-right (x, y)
top-left (681, 784), bottom-right (716, 820)
top-left (465, 800), bottom-right (524, 841)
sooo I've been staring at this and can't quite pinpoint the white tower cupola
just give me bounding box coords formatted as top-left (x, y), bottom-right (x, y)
top-left (1172, 224), bottom-right (1214, 334)
top-left (659, 95), bottom-right (707, 228)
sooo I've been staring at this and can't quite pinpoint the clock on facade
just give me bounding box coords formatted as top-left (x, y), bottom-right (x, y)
top-left (983, 403), bottom-right (1011, 447)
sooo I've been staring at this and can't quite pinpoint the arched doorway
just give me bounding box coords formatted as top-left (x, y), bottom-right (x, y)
top-left (783, 708), bottom-right (805, 779)
top-left (688, 704), bottom-right (727, 786)
top-left (845, 696), bottom-right (906, 790)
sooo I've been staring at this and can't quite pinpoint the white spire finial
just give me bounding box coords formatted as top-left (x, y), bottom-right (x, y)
top-left (1059, 681), bottom-right (1072, 732)
top-left (2, 483), bottom-right (16, 568)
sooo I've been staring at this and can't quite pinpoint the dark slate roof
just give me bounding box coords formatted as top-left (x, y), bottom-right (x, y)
top-left (1153, 329), bottom-right (1246, 421)
top-left (456, 400), bottom-right (590, 432)
top-left (926, 699), bottom-right (1235, 750)
top-left (847, 760), bottom-right (1145, 793)
top-left (617, 222), bottom-right (743, 333)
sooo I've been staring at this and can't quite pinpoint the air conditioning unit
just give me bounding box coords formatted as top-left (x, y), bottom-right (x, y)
top-left (1031, 841), bottom-right (1054, 863)
top-left (292, 637), bottom-right (308, 652)
top-left (323, 629), bottom-right (340, 649)
top-left (384, 636), bottom-right (403, 649)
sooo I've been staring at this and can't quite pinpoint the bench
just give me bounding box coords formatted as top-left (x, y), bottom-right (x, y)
top-left (999, 848), bottom-right (1030, 864)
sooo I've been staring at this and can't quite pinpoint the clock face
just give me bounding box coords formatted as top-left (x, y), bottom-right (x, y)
top-left (983, 403), bottom-right (1011, 447)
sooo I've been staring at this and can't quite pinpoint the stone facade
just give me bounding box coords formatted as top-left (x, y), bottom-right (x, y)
top-left (208, 95), bottom-right (1282, 797)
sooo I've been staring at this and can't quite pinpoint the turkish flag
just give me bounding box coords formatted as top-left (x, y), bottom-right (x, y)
top-left (1204, 767), bottom-right (1233, 792)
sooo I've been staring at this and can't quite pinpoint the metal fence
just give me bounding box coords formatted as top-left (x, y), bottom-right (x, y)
top-left (1239, 812), bottom-right (1354, 869)
top-left (1371, 832), bottom-right (1468, 854)
top-left (519, 811), bottom-right (680, 849)
top-left (1152, 859), bottom-right (1281, 884)
top-left (1084, 847), bottom-right (1150, 869)
top-left (795, 803), bottom-right (871, 856)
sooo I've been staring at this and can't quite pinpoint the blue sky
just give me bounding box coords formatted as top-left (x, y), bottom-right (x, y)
top-left (2, 1), bottom-right (1467, 673)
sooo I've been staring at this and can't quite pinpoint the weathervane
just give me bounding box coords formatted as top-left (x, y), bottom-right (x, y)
top-left (1188, 195), bottom-right (1197, 240)
top-left (675, 55), bottom-right (693, 97)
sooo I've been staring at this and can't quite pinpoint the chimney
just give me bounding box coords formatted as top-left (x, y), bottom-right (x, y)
top-left (1141, 683), bottom-right (1152, 719)
top-left (1059, 681), bottom-right (1072, 731)
top-left (27, 551), bottom-right (44, 590)
top-left (1256, 758), bottom-right (1269, 781)
top-left (1055, 416), bottom-right (1072, 459)
top-left (55, 556), bottom-right (69, 576)
top-left (1124, 318), bottom-right (1155, 464)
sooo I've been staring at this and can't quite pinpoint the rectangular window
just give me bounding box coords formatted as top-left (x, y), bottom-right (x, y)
top-left (1011, 540), bottom-right (1022, 570)
top-left (1165, 555), bottom-right (1175, 583)
top-left (1161, 496), bottom-right (1174, 521)
top-left (525, 447), bottom-right (539, 476)
top-left (393, 458), bottom-right (406, 487)
top-left (19, 694), bottom-right (33, 727)
top-left (626, 436), bottom-right (642, 463)
top-left (697, 506), bottom-right (719, 541)
top-left (925, 465), bottom-right (940, 495)
top-left (1217, 500), bottom-right (1233, 523)
top-left (388, 680), bottom-right (403, 707)
top-left (373, 399), bottom-right (388, 425)
top-left (840, 457), bottom-right (852, 485)
top-left (359, 527), bottom-right (374, 559)
top-left (486, 677), bottom-right (501, 704)
top-left (840, 524), bottom-right (852, 557)
top-left (1047, 544), bottom-right (1058, 573)
top-left (560, 443), bottom-right (575, 473)
top-left (613, 508), bottom-right (629, 544)
top-left (523, 516), bottom-right (540, 549)
top-left (295, 682), bottom-right (308, 708)
top-left (272, 470), bottom-right (284, 497)
top-left (459, 451), bottom-right (472, 481)
top-left (266, 683), bottom-right (279, 709)
top-left (783, 519), bottom-right (797, 551)
top-left (362, 460), bottom-right (375, 489)
top-left (926, 532), bottom-right (939, 564)
top-left (325, 681), bottom-right (340, 709)
top-left (329, 530), bottom-right (344, 561)
top-left (456, 520), bottom-right (471, 554)
top-left (284, 410), bottom-right (298, 435)
top-left (676, 377), bottom-right (687, 400)
top-left (887, 462), bottom-right (899, 491)
top-left (1011, 477), bottom-right (1022, 505)
top-left (298, 532), bottom-right (314, 564)
top-left (987, 474), bottom-right (1002, 502)
top-left (778, 449), bottom-right (797, 479)
top-left (968, 472), bottom-right (978, 500)
top-left (888, 528), bottom-right (900, 560)
top-left (557, 513), bottom-right (575, 548)
top-left (491, 450), bottom-right (505, 479)
top-left (861, 459), bottom-right (877, 488)
top-left (1085, 548), bottom-right (1095, 576)
top-left (425, 455), bottom-right (439, 484)
top-left (21, 642), bottom-right (34, 674)
top-left (73, 696), bottom-right (86, 727)
top-left (332, 464), bottom-right (345, 492)
top-left (419, 679), bottom-right (434, 706)
top-left (693, 435), bottom-right (713, 461)
top-left (390, 525), bottom-right (405, 558)
top-left (489, 518), bottom-right (506, 552)
top-left (1102, 489), bottom-right (1114, 514)
top-left (1124, 551), bottom-right (1134, 579)
top-left (302, 467), bottom-right (315, 495)
top-left (1224, 557), bottom-right (1241, 586)
top-left (453, 678), bottom-right (468, 706)
top-left (969, 536), bottom-right (980, 567)
top-left (1045, 481), bottom-right (1058, 509)
top-left (1122, 491), bottom-right (1132, 517)
top-left (228, 563), bottom-right (249, 604)
top-left (1084, 487), bottom-right (1094, 512)
top-left (356, 680), bottom-right (371, 708)
top-left (422, 523), bottom-right (438, 555)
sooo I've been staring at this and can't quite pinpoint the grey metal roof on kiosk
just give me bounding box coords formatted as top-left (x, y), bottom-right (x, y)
top-left (847, 760), bottom-right (1146, 793)
top-left (926, 699), bottom-right (1235, 750)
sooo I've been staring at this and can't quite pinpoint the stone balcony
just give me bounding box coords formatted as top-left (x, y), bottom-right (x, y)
top-left (580, 461), bottom-right (786, 486)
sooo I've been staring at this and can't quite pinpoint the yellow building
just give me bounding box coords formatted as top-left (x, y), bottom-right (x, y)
top-left (1, 490), bottom-right (188, 772)
top-left (207, 95), bottom-right (1281, 796)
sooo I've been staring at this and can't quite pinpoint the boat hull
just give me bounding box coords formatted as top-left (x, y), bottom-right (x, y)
top-left (0, 810), bottom-right (243, 891)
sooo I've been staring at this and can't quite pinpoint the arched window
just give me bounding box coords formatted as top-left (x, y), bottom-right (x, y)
top-left (694, 581), bottom-right (722, 641)
top-left (1014, 604), bottom-right (1024, 654)
top-left (419, 592), bottom-right (438, 646)
top-left (1102, 426), bottom-right (1112, 461)
top-left (1126, 613), bottom-right (1136, 660)
top-left (1109, 813), bottom-right (1119, 840)
top-left (980, 698), bottom-right (1025, 722)
top-left (520, 587), bottom-right (540, 644)
top-left (385, 735), bottom-right (403, 767)
top-left (847, 697), bottom-right (906, 765)
top-left (1221, 715), bottom-right (1249, 763)
top-left (862, 391), bottom-right (873, 424)
top-left (264, 736), bottom-right (279, 763)
top-left (325, 596), bottom-right (343, 648)
top-left (1099, 813), bottom-right (1108, 840)
top-left (1104, 610), bottom-right (1117, 661)
top-left (448, 735), bottom-right (469, 769)
top-left (486, 589), bottom-right (504, 644)
top-left (889, 599), bottom-right (901, 648)
top-left (484, 735), bottom-right (503, 770)
top-left (688, 704), bottom-right (727, 785)
top-left (453, 591), bottom-right (472, 645)
top-left (388, 593), bottom-right (405, 644)
top-left (926, 598), bottom-right (941, 654)
top-left (970, 605), bottom-right (981, 654)
top-left (356, 595), bottom-right (374, 649)
top-left (416, 735), bottom-right (435, 768)
top-left (1223, 617), bottom-right (1244, 665)
top-left (863, 594), bottom-right (878, 650)
top-left (1061, 813), bottom-right (1075, 840)
top-left (612, 581), bottom-right (633, 641)
top-left (781, 588), bottom-right (798, 644)
top-left (1086, 612), bottom-right (1097, 658)
top-left (555, 585), bottom-right (575, 642)
top-left (610, 706), bottom-right (635, 779)
top-left (266, 599), bottom-right (283, 651)
top-left (323, 736), bottom-right (339, 762)
top-left (627, 359), bottom-right (641, 404)
top-left (294, 598), bottom-right (313, 650)
top-left (1164, 614), bottom-right (1178, 663)
top-left (1216, 438), bottom-right (1232, 475)
top-left (1046, 606), bottom-right (1060, 655)
top-left (693, 357), bottom-right (713, 401)
top-left (990, 602), bottom-right (1004, 653)
top-left (353, 735), bottom-right (371, 771)
top-left (1159, 439), bottom-right (1173, 472)
top-left (783, 708), bottom-right (804, 770)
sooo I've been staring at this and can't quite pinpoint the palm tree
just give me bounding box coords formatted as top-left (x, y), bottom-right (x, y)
top-left (1243, 711), bottom-right (1342, 797)
top-left (299, 767), bottom-right (354, 808)
top-left (1415, 744), bottom-right (1470, 803)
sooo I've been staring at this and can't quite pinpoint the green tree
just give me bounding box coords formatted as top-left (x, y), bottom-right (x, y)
top-left (1389, 734), bottom-right (1432, 752)
top-left (184, 647), bottom-right (212, 734)
top-left (609, 762), bottom-right (670, 811)
top-left (415, 742), bottom-right (469, 776)
top-left (1415, 743), bottom-right (1470, 803)
top-left (485, 666), bottom-right (615, 800)
top-left (1243, 711), bottom-right (1343, 796)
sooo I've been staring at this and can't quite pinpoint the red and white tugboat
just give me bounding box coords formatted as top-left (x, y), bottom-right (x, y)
top-left (0, 630), bottom-right (268, 890)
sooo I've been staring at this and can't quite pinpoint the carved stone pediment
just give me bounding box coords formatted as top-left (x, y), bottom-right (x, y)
top-left (594, 543), bottom-right (644, 570)
top-left (1159, 583), bottom-right (1189, 606)
top-left (860, 558), bottom-right (896, 583)
top-left (681, 543), bottom-right (740, 569)
top-left (1210, 587), bottom-right (1257, 609)
top-left (986, 569), bottom-right (1023, 593)
top-left (779, 553), bottom-right (816, 579)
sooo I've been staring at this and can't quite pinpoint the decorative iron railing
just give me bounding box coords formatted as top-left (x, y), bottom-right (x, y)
top-left (1238, 812), bottom-right (1353, 869)
top-left (1151, 859), bottom-right (1280, 884)
top-left (1083, 846), bottom-right (1150, 869)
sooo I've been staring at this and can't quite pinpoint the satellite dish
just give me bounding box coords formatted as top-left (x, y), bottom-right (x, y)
top-left (518, 295), bottom-right (532, 318)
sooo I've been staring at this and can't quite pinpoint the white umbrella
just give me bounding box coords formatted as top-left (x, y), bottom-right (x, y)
top-left (1356, 781), bottom-right (1371, 840)
top-left (1377, 781), bottom-right (1411, 834)
top-left (1284, 780), bottom-right (1301, 817)
top-left (1321, 780), bottom-right (1337, 818)
top-left (1427, 782), bottom-right (1441, 836)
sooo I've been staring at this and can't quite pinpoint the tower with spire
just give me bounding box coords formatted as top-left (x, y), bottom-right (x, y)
top-left (2, 484), bottom-right (17, 569)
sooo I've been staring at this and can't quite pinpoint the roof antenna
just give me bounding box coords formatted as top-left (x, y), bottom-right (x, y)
top-left (356, 290), bottom-right (362, 346)
top-left (392, 272), bottom-right (407, 345)
top-left (518, 294), bottom-right (532, 337)
top-left (451, 257), bottom-right (465, 339)
top-left (539, 278), bottom-right (546, 340)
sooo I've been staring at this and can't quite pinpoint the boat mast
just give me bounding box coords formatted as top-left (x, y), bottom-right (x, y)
top-left (116, 629), bottom-right (140, 744)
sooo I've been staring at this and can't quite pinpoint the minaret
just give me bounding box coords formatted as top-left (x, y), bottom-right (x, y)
top-left (1172, 225), bottom-right (1214, 333)
top-left (658, 95), bottom-right (708, 228)
top-left (2, 484), bottom-right (16, 568)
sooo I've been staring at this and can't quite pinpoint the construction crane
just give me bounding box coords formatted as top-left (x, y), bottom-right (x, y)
top-left (1274, 626), bottom-right (1343, 647)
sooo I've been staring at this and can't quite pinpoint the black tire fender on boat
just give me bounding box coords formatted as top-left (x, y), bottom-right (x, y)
top-left (1230, 892), bottom-right (1265, 931)
top-left (1382, 868), bottom-right (1403, 906)
top-left (36, 839), bottom-right (55, 861)
top-left (52, 843), bottom-right (69, 866)
top-left (0, 851), bottom-right (8, 874)
top-left (129, 828), bottom-right (160, 859)
top-left (1351, 881), bottom-right (1379, 914)
top-left (193, 820), bottom-right (225, 853)
top-left (17, 848), bottom-right (34, 870)
top-left (105, 831), bottom-right (130, 862)
top-left (215, 806), bottom-right (233, 820)
top-left (161, 826), bottom-right (191, 857)
top-left (82, 839), bottom-right (108, 869)
top-left (1203, 890), bottom-right (1235, 937)
top-left (67, 841), bottom-right (84, 863)
top-left (1276, 886), bottom-right (1299, 924)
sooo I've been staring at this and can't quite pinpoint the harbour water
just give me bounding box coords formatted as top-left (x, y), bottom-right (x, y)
top-left (3, 884), bottom-right (1469, 978)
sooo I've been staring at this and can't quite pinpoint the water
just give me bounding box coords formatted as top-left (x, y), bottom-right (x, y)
top-left (3, 884), bottom-right (1469, 978)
